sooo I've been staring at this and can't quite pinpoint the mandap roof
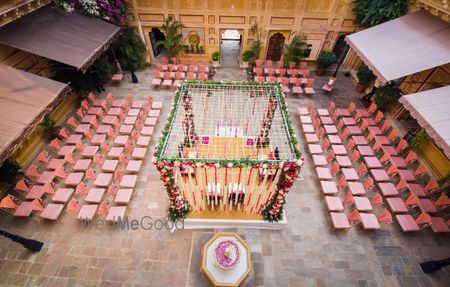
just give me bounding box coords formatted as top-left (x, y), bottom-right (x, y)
top-left (0, 64), bottom-right (70, 164)
top-left (158, 82), bottom-right (299, 163)
top-left (0, 6), bottom-right (121, 71)
top-left (399, 85), bottom-right (450, 159)
top-left (345, 10), bottom-right (450, 83)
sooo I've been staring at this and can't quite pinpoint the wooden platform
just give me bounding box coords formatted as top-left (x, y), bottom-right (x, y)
top-left (187, 136), bottom-right (270, 159)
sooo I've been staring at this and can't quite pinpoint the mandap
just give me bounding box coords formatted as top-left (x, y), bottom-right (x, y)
top-left (153, 81), bottom-right (304, 224)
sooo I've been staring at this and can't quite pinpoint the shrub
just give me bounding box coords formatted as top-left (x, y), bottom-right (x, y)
top-left (38, 114), bottom-right (60, 140)
top-left (316, 51), bottom-right (336, 71)
top-left (0, 160), bottom-right (21, 184)
top-left (282, 35), bottom-right (308, 65)
top-left (114, 28), bottom-right (147, 71)
top-left (357, 64), bottom-right (376, 86)
top-left (373, 85), bottom-right (402, 110)
top-left (212, 51), bottom-right (220, 61)
top-left (409, 128), bottom-right (429, 150)
top-left (242, 50), bottom-right (256, 63)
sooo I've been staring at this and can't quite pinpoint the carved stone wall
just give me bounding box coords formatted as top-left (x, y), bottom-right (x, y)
top-left (127, 0), bottom-right (359, 62)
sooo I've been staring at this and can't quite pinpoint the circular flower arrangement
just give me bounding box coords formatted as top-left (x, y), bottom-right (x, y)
top-left (214, 240), bottom-right (240, 270)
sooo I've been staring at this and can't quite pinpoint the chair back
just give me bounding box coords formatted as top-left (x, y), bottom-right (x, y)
top-left (368, 102), bottom-right (377, 114)
top-left (371, 193), bottom-right (383, 206)
top-left (67, 199), bottom-right (81, 213)
top-left (395, 177), bottom-right (408, 192)
top-left (343, 192), bottom-right (354, 206)
top-left (377, 209), bottom-right (393, 224)
top-left (363, 177), bottom-right (374, 190)
top-left (15, 179), bottom-right (30, 193)
top-left (348, 208), bottom-right (361, 224)
top-left (374, 111), bottom-right (384, 124)
top-left (357, 163), bottom-right (368, 177)
top-left (405, 193), bottom-right (420, 207)
top-left (26, 165), bottom-right (41, 178)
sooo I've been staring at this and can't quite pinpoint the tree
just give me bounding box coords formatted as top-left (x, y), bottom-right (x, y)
top-left (113, 28), bottom-right (146, 71)
top-left (157, 17), bottom-right (185, 59)
top-left (282, 35), bottom-right (308, 64)
top-left (249, 23), bottom-right (266, 60)
top-left (352, 0), bottom-right (409, 27)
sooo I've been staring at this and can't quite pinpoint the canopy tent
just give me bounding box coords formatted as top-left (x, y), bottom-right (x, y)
top-left (0, 64), bottom-right (70, 164)
top-left (345, 10), bottom-right (450, 83)
top-left (0, 6), bottom-right (120, 71)
top-left (399, 85), bottom-right (450, 159)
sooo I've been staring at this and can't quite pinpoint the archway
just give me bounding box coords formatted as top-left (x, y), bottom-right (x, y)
top-left (149, 28), bottom-right (166, 58)
top-left (219, 29), bottom-right (242, 68)
top-left (266, 33), bottom-right (285, 61)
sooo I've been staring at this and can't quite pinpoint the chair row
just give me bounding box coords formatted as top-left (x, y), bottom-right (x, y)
top-left (298, 101), bottom-right (449, 232)
top-left (1, 93), bottom-right (163, 222)
top-left (152, 70), bottom-right (208, 88)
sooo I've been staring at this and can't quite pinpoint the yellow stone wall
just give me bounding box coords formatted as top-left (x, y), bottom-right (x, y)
top-left (127, 0), bottom-right (359, 63)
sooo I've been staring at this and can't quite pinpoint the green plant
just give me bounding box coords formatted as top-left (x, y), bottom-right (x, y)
top-left (373, 85), bottom-right (402, 110)
top-left (357, 64), bottom-right (376, 86)
top-left (114, 28), bottom-right (146, 71)
top-left (282, 35), bottom-right (308, 65)
top-left (438, 172), bottom-right (450, 186)
top-left (38, 114), bottom-right (60, 140)
top-left (409, 128), bottom-right (429, 149)
top-left (212, 51), bottom-right (220, 61)
top-left (0, 160), bottom-right (21, 184)
top-left (352, 0), bottom-right (409, 27)
top-left (249, 23), bottom-right (266, 60)
top-left (96, 55), bottom-right (115, 82)
top-left (156, 16), bottom-right (185, 59)
top-left (316, 51), bottom-right (336, 71)
top-left (242, 50), bottom-right (256, 63)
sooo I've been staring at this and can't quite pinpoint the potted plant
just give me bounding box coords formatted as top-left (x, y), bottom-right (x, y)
top-left (156, 17), bottom-right (185, 58)
top-left (373, 85), bottom-right (402, 111)
top-left (282, 34), bottom-right (308, 66)
top-left (356, 64), bottom-right (376, 92)
top-left (199, 45), bottom-right (204, 54)
top-left (242, 50), bottom-right (255, 68)
top-left (0, 159), bottom-right (21, 184)
top-left (38, 114), bottom-right (60, 141)
top-left (212, 51), bottom-right (220, 68)
top-left (316, 51), bottom-right (336, 76)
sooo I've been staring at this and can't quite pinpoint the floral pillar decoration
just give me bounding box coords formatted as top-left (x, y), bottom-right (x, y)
top-left (256, 95), bottom-right (277, 148)
top-left (154, 157), bottom-right (191, 222)
top-left (182, 91), bottom-right (198, 147)
top-left (260, 159), bottom-right (304, 222)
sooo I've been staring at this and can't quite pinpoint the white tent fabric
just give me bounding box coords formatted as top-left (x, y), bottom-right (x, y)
top-left (399, 86), bottom-right (450, 158)
top-left (345, 10), bottom-right (450, 83)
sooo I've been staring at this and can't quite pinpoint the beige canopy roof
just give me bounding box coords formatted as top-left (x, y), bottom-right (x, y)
top-left (345, 10), bottom-right (450, 83)
top-left (0, 64), bottom-right (69, 164)
top-left (399, 85), bottom-right (450, 159)
top-left (0, 6), bottom-right (120, 71)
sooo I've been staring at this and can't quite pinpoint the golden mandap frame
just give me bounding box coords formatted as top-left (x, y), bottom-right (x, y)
top-left (153, 81), bottom-right (303, 229)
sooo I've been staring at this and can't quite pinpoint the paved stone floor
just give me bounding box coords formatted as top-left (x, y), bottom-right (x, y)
top-left (0, 67), bottom-right (449, 287)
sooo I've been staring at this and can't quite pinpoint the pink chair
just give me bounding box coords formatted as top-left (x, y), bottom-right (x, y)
top-left (395, 214), bottom-right (419, 232)
top-left (37, 151), bottom-right (50, 165)
top-left (289, 69), bottom-right (299, 84)
top-left (304, 79), bottom-right (315, 95)
top-left (315, 167), bottom-right (332, 180)
top-left (423, 178), bottom-right (439, 194)
top-left (371, 193), bottom-right (383, 207)
top-left (320, 181), bottom-right (338, 195)
top-left (325, 196), bottom-right (344, 211)
top-left (377, 209), bottom-right (393, 225)
top-left (26, 165), bottom-right (41, 179)
top-left (151, 70), bottom-right (162, 86)
top-left (330, 212), bottom-right (350, 229)
top-left (15, 178), bottom-right (30, 194)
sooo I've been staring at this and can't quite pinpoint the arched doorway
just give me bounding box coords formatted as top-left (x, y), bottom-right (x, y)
top-left (266, 33), bottom-right (285, 61)
top-left (149, 28), bottom-right (166, 58)
top-left (333, 34), bottom-right (348, 62)
top-left (220, 29), bottom-right (242, 68)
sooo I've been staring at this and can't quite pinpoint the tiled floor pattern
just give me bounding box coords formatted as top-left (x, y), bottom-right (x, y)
top-left (0, 67), bottom-right (448, 287)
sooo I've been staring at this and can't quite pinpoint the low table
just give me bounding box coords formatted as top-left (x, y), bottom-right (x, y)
top-left (202, 232), bottom-right (251, 287)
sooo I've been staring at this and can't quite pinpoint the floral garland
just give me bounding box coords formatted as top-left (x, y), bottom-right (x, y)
top-left (260, 160), bottom-right (303, 222)
top-left (53, 0), bottom-right (128, 25)
top-left (154, 160), bottom-right (191, 222)
top-left (181, 91), bottom-right (198, 147)
top-left (214, 240), bottom-right (240, 269)
top-left (256, 95), bottom-right (277, 148)
top-left (153, 81), bottom-right (304, 222)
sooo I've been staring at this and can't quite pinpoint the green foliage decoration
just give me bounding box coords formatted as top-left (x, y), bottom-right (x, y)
top-left (409, 128), bottom-right (429, 150)
top-left (212, 51), bottom-right (221, 61)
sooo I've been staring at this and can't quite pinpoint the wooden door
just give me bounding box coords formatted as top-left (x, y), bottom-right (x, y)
top-left (266, 33), bottom-right (285, 61)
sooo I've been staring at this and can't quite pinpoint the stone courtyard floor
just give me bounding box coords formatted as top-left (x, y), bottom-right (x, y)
top-left (0, 67), bottom-right (449, 287)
